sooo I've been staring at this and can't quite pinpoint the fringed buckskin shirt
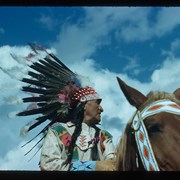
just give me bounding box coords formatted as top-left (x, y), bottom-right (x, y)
top-left (40, 122), bottom-right (115, 171)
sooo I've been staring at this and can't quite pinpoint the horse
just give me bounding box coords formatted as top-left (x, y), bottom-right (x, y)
top-left (114, 77), bottom-right (180, 171)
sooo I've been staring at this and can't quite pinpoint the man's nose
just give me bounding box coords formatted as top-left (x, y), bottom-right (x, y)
top-left (99, 105), bottom-right (103, 112)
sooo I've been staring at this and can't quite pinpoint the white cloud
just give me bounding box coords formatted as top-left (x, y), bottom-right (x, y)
top-left (151, 57), bottom-right (180, 92)
top-left (50, 7), bottom-right (180, 69)
top-left (36, 14), bottom-right (58, 31)
top-left (0, 140), bottom-right (40, 170)
top-left (121, 55), bottom-right (142, 76)
top-left (155, 7), bottom-right (180, 37)
top-left (0, 45), bottom-right (45, 170)
top-left (51, 7), bottom-right (153, 62)
top-left (161, 38), bottom-right (180, 57)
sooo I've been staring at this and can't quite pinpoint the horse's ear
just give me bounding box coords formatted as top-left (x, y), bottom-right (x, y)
top-left (116, 77), bottom-right (148, 110)
top-left (173, 88), bottom-right (180, 101)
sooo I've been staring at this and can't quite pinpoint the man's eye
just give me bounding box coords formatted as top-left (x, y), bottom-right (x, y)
top-left (96, 99), bottom-right (102, 104)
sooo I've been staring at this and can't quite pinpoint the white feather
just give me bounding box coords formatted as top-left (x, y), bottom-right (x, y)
top-left (20, 119), bottom-right (38, 136)
top-left (10, 53), bottom-right (27, 65)
top-left (8, 111), bottom-right (18, 119)
top-left (20, 125), bottom-right (29, 137)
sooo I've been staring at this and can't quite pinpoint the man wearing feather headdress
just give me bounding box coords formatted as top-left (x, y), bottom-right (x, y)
top-left (14, 43), bottom-right (116, 171)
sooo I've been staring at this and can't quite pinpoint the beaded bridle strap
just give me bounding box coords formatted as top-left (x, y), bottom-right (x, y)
top-left (131, 99), bottom-right (180, 171)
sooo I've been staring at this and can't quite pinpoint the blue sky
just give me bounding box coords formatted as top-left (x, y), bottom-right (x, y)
top-left (0, 6), bottom-right (176, 82)
top-left (0, 6), bottom-right (180, 170)
top-left (0, 6), bottom-right (178, 83)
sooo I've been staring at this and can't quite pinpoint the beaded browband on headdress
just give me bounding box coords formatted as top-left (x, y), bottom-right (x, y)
top-left (12, 43), bottom-right (101, 155)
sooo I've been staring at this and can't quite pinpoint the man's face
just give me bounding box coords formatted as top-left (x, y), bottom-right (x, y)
top-left (83, 99), bottom-right (103, 126)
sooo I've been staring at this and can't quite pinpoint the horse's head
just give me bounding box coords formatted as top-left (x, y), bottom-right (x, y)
top-left (116, 77), bottom-right (180, 171)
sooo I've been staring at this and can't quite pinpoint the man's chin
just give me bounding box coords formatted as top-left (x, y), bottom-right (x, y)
top-left (95, 119), bottom-right (101, 125)
top-left (89, 119), bottom-right (101, 126)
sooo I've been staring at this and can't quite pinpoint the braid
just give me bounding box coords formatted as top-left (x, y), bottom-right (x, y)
top-left (65, 102), bottom-right (85, 168)
top-left (66, 123), bottom-right (82, 166)
top-left (91, 126), bottom-right (100, 161)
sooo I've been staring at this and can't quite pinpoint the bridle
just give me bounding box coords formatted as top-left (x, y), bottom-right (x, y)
top-left (131, 99), bottom-right (180, 171)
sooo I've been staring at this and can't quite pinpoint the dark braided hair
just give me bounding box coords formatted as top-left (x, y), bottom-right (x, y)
top-left (65, 102), bottom-right (86, 168)
top-left (91, 126), bottom-right (100, 161)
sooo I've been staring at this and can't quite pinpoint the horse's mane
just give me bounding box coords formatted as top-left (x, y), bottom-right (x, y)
top-left (141, 90), bottom-right (180, 109)
top-left (115, 90), bottom-right (180, 171)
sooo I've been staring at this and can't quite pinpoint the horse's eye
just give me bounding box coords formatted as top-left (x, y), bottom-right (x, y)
top-left (147, 123), bottom-right (161, 135)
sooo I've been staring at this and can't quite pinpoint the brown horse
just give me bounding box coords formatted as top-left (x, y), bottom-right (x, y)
top-left (115, 77), bottom-right (180, 171)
